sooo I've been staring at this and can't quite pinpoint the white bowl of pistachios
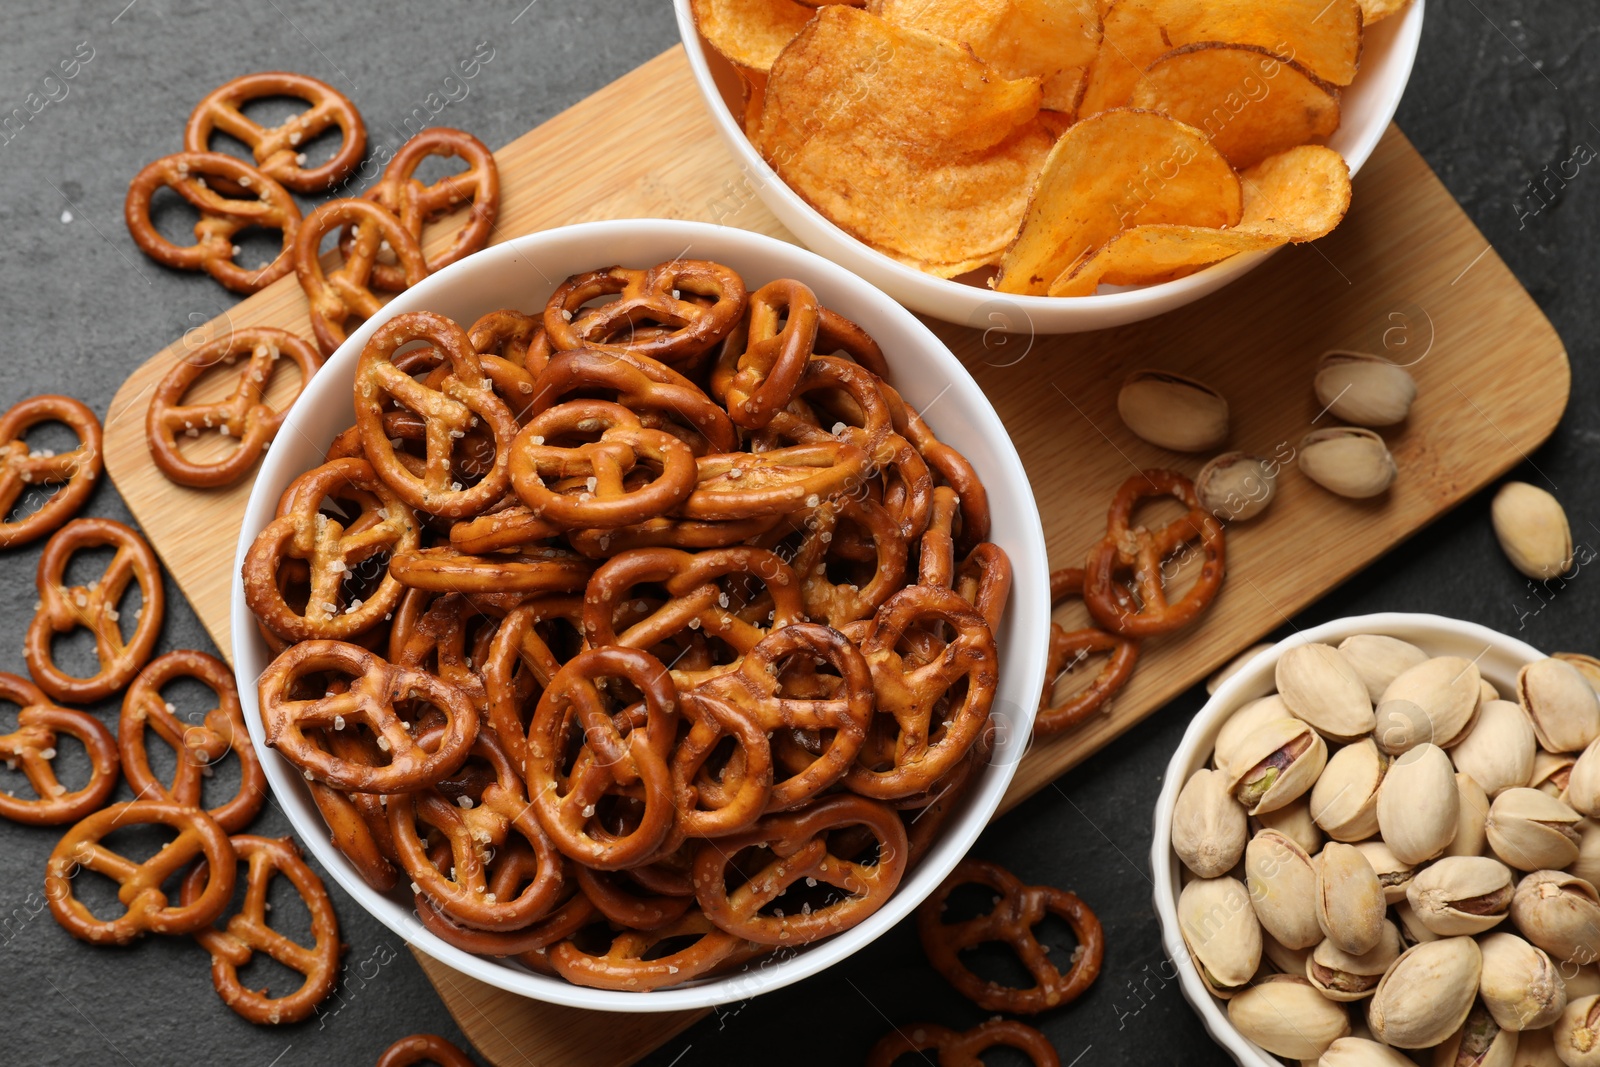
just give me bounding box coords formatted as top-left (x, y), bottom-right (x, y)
top-left (1151, 613), bottom-right (1600, 1066)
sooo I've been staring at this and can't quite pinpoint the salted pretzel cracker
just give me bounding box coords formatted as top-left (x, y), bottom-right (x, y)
top-left (296, 197), bottom-right (428, 356)
top-left (0, 671), bottom-right (118, 826)
top-left (712, 277), bottom-right (818, 429)
top-left (357, 126), bottom-right (499, 289)
top-left (0, 394), bottom-right (102, 549)
top-left (544, 260), bottom-right (747, 365)
top-left (866, 1020), bottom-right (1061, 1067)
top-left (1038, 567), bottom-right (1139, 736)
top-left (184, 71), bottom-right (366, 194)
top-left (375, 1033), bottom-right (476, 1067)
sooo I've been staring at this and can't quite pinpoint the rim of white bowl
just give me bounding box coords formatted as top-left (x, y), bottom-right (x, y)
top-left (672, 0), bottom-right (1426, 326)
top-left (1148, 612), bottom-right (1546, 1066)
top-left (230, 218), bottom-right (1050, 1012)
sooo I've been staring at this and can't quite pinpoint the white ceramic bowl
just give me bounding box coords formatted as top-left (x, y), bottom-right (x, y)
top-left (674, 0), bottom-right (1424, 334)
top-left (1149, 612), bottom-right (1547, 1066)
top-left (231, 218), bottom-right (1050, 1012)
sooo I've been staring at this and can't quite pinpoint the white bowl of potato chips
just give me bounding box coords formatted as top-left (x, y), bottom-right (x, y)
top-left (676, 0), bottom-right (1424, 334)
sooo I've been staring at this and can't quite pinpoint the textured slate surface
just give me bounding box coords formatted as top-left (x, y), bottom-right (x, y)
top-left (0, 2), bottom-right (1594, 1064)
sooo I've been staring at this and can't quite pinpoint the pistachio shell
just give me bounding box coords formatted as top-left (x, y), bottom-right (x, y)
top-left (1312, 739), bottom-right (1387, 841)
top-left (1554, 994), bottom-right (1600, 1067)
top-left (1481, 678), bottom-right (1503, 703)
top-left (1555, 653), bottom-right (1600, 698)
top-left (1479, 931), bottom-right (1567, 1032)
top-left (1450, 700), bottom-right (1538, 798)
top-left (1354, 839), bottom-right (1416, 904)
top-left (1263, 933), bottom-right (1314, 977)
top-left (1492, 482), bottom-right (1574, 581)
top-left (1393, 899), bottom-right (1441, 946)
top-left (1520, 658), bottom-right (1600, 754)
top-left (1367, 937), bottom-right (1483, 1048)
top-left (1197, 452), bottom-right (1276, 522)
top-left (1374, 656), bottom-right (1483, 754)
top-left (1254, 797), bottom-right (1324, 857)
top-left (1173, 768), bottom-right (1249, 878)
top-left (1571, 819), bottom-right (1600, 889)
top-left (1179, 876), bottom-right (1262, 998)
top-left (1207, 643), bottom-right (1273, 695)
top-left (1431, 1002), bottom-right (1518, 1067)
top-left (1318, 1036), bottom-right (1417, 1066)
top-left (1314, 351), bottom-right (1418, 427)
top-left (1226, 718), bottom-right (1328, 815)
top-left (1338, 634), bottom-right (1430, 704)
top-left (1214, 695), bottom-right (1297, 776)
top-left (1378, 743), bottom-right (1460, 864)
top-left (1565, 966), bottom-right (1600, 1002)
top-left (1245, 829), bottom-right (1322, 950)
top-left (1307, 921), bottom-right (1402, 1002)
top-left (1228, 974), bottom-right (1351, 1059)
top-left (1533, 751), bottom-right (1577, 799)
top-left (1514, 1025), bottom-right (1566, 1067)
top-left (1278, 644), bottom-right (1376, 740)
top-left (1487, 788), bottom-right (1583, 872)
top-left (1317, 842), bottom-right (1386, 955)
top-left (1405, 855), bottom-right (1514, 937)
top-left (1117, 369), bottom-right (1229, 452)
top-left (1567, 738), bottom-right (1600, 818)
top-left (1446, 772), bottom-right (1492, 860)
top-left (1510, 871), bottom-right (1600, 965)
top-left (1299, 426), bottom-right (1398, 499)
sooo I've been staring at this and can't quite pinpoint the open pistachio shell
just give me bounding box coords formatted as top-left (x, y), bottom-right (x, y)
top-left (1307, 920), bottom-right (1402, 1002)
top-left (1314, 351), bottom-right (1418, 427)
top-left (1317, 842), bottom-right (1386, 956)
top-left (1567, 737), bottom-right (1600, 817)
top-left (1405, 855), bottom-right (1514, 936)
top-left (1555, 995), bottom-right (1600, 1067)
top-left (1571, 819), bottom-right (1600, 889)
top-left (1478, 931), bottom-right (1567, 1032)
top-left (1117, 369), bottom-right (1229, 452)
top-left (1312, 738), bottom-right (1387, 842)
top-left (1277, 643), bottom-right (1375, 740)
top-left (1179, 876), bottom-right (1262, 999)
top-left (1338, 633), bottom-right (1430, 704)
top-left (1432, 1002), bottom-right (1518, 1067)
top-left (1445, 772), bottom-right (1492, 860)
top-left (1378, 743), bottom-right (1460, 864)
top-left (1492, 481), bottom-right (1574, 581)
top-left (1374, 656), bottom-right (1483, 754)
top-left (1213, 695), bottom-right (1296, 777)
top-left (1318, 1036), bottom-right (1417, 1066)
top-left (1532, 751), bottom-right (1577, 799)
top-left (1299, 426), bottom-right (1398, 499)
top-left (1486, 788), bottom-right (1583, 872)
top-left (1393, 899), bottom-right (1442, 946)
top-left (1226, 718), bottom-right (1328, 816)
top-left (1173, 768), bottom-right (1248, 878)
top-left (1519, 658), bottom-right (1600, 755)
top-left (1227, 974), bottom-right (1350, 1059)
top-left (1252, 797), bottom-right (1323, 859)
top-left (1556, 653), bottom-right (1600, 698)
top-left (1367, 937), bottom-right (1483, 1049)
top-left (1354, 839), bottom-right (1416, 904)
top-left (1196, 453), bottom-right (1276, 523)
top-left (1245, 828), bottom-right (1321, 950)
top-left (1450, 699), bottom-right (1537, 798)
top-left (1510, 871), bottom-right (1600, 965)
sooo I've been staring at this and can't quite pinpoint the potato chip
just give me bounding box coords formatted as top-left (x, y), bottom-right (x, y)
top-left (692, 0), bottom-right (819, 74)
top-left (1050, 144), bottom-right (1351, 295)
top-left (759, 7), bottom-right (1053, 266)
top-left (993, 109), bottom-right (1241, 296)
top-left (1358, 0), bottom-right (1411, 23)
top-left (740, 69), bottom-right (767, 140)
top-left (1081, 0), bottom-right (1362, 117)
top-left (875, 0), bottom-right (1101, 112)
top-left (1129, 44), bottom-right (1340, 170)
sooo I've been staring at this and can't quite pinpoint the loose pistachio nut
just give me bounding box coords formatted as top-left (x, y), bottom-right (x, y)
top-left (1117, 369), bottom-right (1229, 452)
top-left (1277, 643), bottom-right (1376, 740)
top-left (1509, 871), bottom-right (1600, 965)
top-left (1317, 842), bottom-right (1387, 955)
top-left (1311, 738), bottom-right (1387, 841)
top-left (1567, 738), bottom-right (1600, 818)
top-left (1227, 974), bottom-right (1350, 1059)
top-left (1450, 699), bottom-right (1537, 798)
top-left (1486, 788), bottom-right (1583, 872)
top-left (1367, 937), bottom-right (1483, 1048)
top-left (1299, 426), bottom-right (1398, 499)
top-left (1307, 920), bottom-right (1402, 1002)
top-left (1318, 1036), bottom-right (1417, 1066)
top-left (1338, 633), bottom-right (1430, 704)
top-left (1532, 751), bottom-right (1577, 799)
top-left (1178, 876), bottom-right (1262, 999)
top-left (1445, 772), bottom-right (1492, 860)
top-left (1478, 931), bottom-right (1567, 1032)
top-left (1373, 655), bottom-right (1483, 754)
top-left (1432, 1002), bottom-right (1517, 1067)
top-left (1226, 717), bottom-right (1328, 815)
top-left (1314, 350), bottom-right (1418, 427)
top-left (1354, 839), bottom-right (1416, 904)
top-left (1206, 642), bottom-right (1272, 695)
top-left (1172, 768), bottom-right (1248, 878)
top-left (1253, 797), bottom-right (1324, 857)
top-left (1556, 653), bottom-right (1600, 697)
top-left (1244, 828), bottom-right (1322, 950)
top-left (1405, 855), bottom-right (1515, 936)
top-left (1196, 452), bottom-right (1276, 522)
top-left (1378, 743), bottom-right (1460, 864)
top-left (1492, 482), bottom-right (1573, 581)
top-left (1555, 995), bottom-right (1600, 1067)
top-left (1213, 695), bottom-right (1296, 777)
top-left (1520, 658), bottom-right (1600, 755)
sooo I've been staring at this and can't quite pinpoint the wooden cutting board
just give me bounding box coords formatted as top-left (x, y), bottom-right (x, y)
top-left (103, 45), bottom-right (1567, 1067)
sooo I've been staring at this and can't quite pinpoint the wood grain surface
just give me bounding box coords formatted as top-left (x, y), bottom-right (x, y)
top-left (102, 45), bottom-right (1568, 1067)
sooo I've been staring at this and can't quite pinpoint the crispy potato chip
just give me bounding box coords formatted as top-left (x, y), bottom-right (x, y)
top-left (993, 108), bottom-right (1240, 296)
top-left (875, 0), bottom-right (1101, 112)
top-left (740, 68), bottom-right (767, 140)
top-left (1051, 144), bottom-right (1351, 295)
top-left (868, 240), bottom-right (1001, 280)
top-left (759, 7), bottom-right (1053, 265)
top-left (1129, 44), bottom-right (1340, 170)
top-left (1358, 0), bottom-right (1411, 23)
top-left (692, 0), bottom-right (819, 74)
top-left (1081, 0), bottom-right (1362, 117)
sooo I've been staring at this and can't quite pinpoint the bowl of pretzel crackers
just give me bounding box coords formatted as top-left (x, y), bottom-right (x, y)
top-left (229, 217), bottom-right (1050, 1010)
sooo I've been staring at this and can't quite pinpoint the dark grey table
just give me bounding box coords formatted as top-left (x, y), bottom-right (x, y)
top-left (0, 2), bottom-right (1592, 1064)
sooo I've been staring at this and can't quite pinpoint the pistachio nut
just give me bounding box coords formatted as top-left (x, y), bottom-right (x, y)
top-left (1226, 717), bottom-right (1328, 815)
top-left (1520, 658), bottom-right (1600, 755)
top-left (1196, 452), bottom-right (1276, 522)
top-left (1446, 772), bottom-right (1492, 860)
top-left (1481, 678), bottom-right (1503, 703)
top-left (1206, 642), bottom-right (1272, 695)
top-left (1318, 1036), bottom-right (1418, 1067)
top-left (1172, 768), bottom-right (1248, 878)
top-left (1556, 653), bottom-right (1600, 698)
top-left (1354, 839), bottom-right (1416, 904)
top-left (1227, 974), bottom-right (1350, 1059)
top-left (1178, 876), bottom-right (1262, 998)
top-left (1515, 1025), bottom-right (1567, 1067)
top-left (1509, 871), bottom-right (1600, 966)
top-left (1393, 899), bottom-right (1442, 946)
top-left (1366, 937), bottom-right (1483, 1049)
top-left (1253, 797), bottom-right (1324, 857)
top-left (1432, 1002), bottom-right (1517, 1067)
top-left (1486, 788), bottom-right (1583, 872)
top-left (1478, 931), bottom-right (1567, 1032)
top-left (1299, 426), bottom-right (1398, 499)
top-left (1117, 369), bottom-right (1229, 452)
top-left (1533, 751), bottom-right (1577, 799)
top-left (1570, 820), bottom-right (1600, 889)
top-left (1492, 482), bottom-right (1574, 581)
top-left (1405, 855), bottom-right (1515, 936)
top-left (1314, 350), bottom-right (1418, 427)
top-left (1262, 932), bottom-right (1313, 977)
top-left (1338, 633), bottom-right (1430, 704)
top-left (1307, 920), bottom-right (1402, 1002)
top-left (1450, 699), bottom-right (1538, 798)
top-left (1317, 841), bottom-right (1387, 955)
top-left (1277, 643), bottom-right (1376, 740)
top-left (1378, 743), bottom-right (1460, 864)
top-left (1311, 739), bottom-right (1387, 841)
top-left (1555, 995), bottom-right (1600, 1067)
top-left (1566, 965), bottom-right (1600, 1002)
top-left (1214, 695), bottom-right (1296, 777)
top-left (1567, 738), bottom-right (1600, 818)
top-left (1373, 655), bottom-right (1483, 754)
top-left (1245, 828), bottom-right (1322, 950)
